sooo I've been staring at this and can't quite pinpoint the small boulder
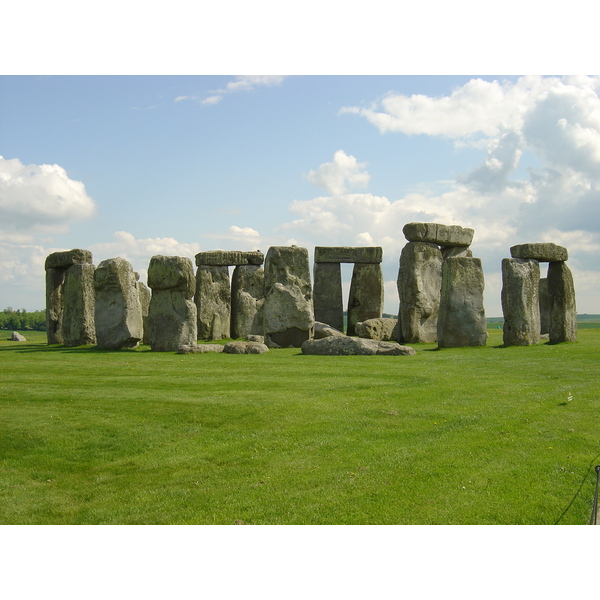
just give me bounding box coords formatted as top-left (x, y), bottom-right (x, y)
top-left (314, 322), bottom-right (346, 339)
top-left (355, 318), bottom-right (399, 341)
top-left (11, 331), bottom-right (26, 341)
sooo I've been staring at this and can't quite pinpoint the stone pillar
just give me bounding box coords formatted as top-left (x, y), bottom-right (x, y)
top-left (136, 278), bottom-right (151, 345)
top-left (231, 264), bottom-right (265, 339)
top-left (61, 262), bottom-right (97, 346)
top-left (548, 261), bottom-right (577, 343)
top-left (263, 246), bottom-right (314, 347)
top-left (501, 258), bottom-right (541, 346)
top-left (44, 249), bottom-right (93, 345)
top-left (94, 257), bottom-right (143, 349)
top-left (195, 265), bottom-right (231, 340)
top-left (538, 277), bottom-right (550, 335)
top-left (397, 241), bottom-right (443, 343)
top-left (147, 255), bottom-right (197, 352)
top-left (437, 257), bottom-right (487, 348)
top-left (313, 262), bottom-right (343, 331)
top-left (347, 263), bottom-right (383, 336)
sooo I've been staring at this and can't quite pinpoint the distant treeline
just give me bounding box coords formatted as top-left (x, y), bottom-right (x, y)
top-left (0, 308), bottom-right (46, 331)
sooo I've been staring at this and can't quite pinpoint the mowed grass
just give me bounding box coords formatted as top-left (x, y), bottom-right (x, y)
top-left (1, 328), bottom-right (599, 525)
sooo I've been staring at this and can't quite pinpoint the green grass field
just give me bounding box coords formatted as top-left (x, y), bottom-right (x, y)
top-left (1, 328), bottom-right (599, 525)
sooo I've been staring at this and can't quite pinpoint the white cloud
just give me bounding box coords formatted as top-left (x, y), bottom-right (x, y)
top-left (0, 156), bottom-right (96, 241)
top-left (305, 150), bottom-right (370, 196)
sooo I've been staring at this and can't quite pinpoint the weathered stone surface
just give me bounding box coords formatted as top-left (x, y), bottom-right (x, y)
top-left (94, 257), bottom-right (143, 349)
top-left (510, 243), bottom-right (568, 262)
top-left (245, 334), bottom-right (264, 343)
top-left (11, 331), bottom-right (26, 341)
top-left (61, 262), bottom-right (96, 346)
top-left (231, 264), bottom-right (265, 339)
top-left (263, 246), bottom-right (314, 347)
top-left (195, 265), bottom-right (231, 340)
top-left (437, 257), bottom-right (487, 347)
top-left (314, 246), bottom-right (383, 264)
top-left (45, 267), bottom-right (66, 344)
top-left (547, 261), bottom-right (577, 343)
top-left (137, 280), bottom-right (151, 345)
top-left (314, 322), bottom-right (346, 339)
top-left (539, 277), bottom-right (550, 335)
top-left (223, 341), bottom-right (269, 354)
top-left (147, 255), bottom-right (197, 351)
top-left (301, 336), bottom-right (415, 356)
top-left (195, 250), bottom-right (264, 267)
top-left (347, 263), bottom-right (384, 336)
top-left (147, 255), bottom-right (195, 295)
top-left (397, 242), bottom-right (442, 343)
top-left (501, 258), bottom-right (541, 346)
top-left (355, 318), bottom-right (399, 341)
top-left (44, 249), bottom-right (92, 270)
top-left (178, 343), bottom-right (225, 354)
top-left (403, 223), bottom-right (474, 247)
top-left (313, 262), bottom-right (343, 332)
top-left (441, 246), bottom-right (473, 260)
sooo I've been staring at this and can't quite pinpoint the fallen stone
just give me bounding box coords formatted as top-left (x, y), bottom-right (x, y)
top-left (223, 341), bottom-right (269, 354)
top-left (347, 263), bottom-right (384, 336)
top-left (195, 250), bottom-right (264, 267)
top-left (403, 222), bottom-right (474, 247)
top-left (314, 322), bottom-right (346, 339)
top-left (510, 243), bottom-right (568, 262)
top-left (501, 258), bottom-right (541, 346)
top-left (94, 257), bottom-right (143, 349)
top-left (11, 331), bottom-right (26, 341)
top-left (437, 257), bottom-right (487, 348)
top-left (397, 242), bottom-right (442, 343)
top-left (314, 246), bottom-right (383, 264)
top-left (245, 334), bottom-right (265, 343)
top-left (301, 336), bottom-right (415, 356)
top-left (355, 318), bottom-right (399, 341)
top-left (178, 344), bottom-right (225, 354)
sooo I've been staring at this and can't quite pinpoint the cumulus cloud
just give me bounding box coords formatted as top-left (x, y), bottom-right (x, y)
top-left (0, 156), bottom-right (96, 241)
top-left (305, 150), bottom-right (370, 196)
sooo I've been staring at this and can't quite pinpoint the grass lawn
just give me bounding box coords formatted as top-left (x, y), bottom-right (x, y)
top-left (1, 328), bottom-right (599, 525)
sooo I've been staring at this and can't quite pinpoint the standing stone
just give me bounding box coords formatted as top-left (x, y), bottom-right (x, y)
top-left (94, 257), bottom-right (143, 349)
top-left (147, 255), bottom-right (197, 352)
top-left (263, 246), bottom-right (314, 347)
top-left (347, 263), bottom-right (384, 336)
top-left (313, 262), bottom-right (343, 331)
top-left (437, 257), bottom-right (487, 348)
top-left (539, 277), bottom-right (550, 335)
top-left (136, 277), bottom-right (151, 345)
top-left (547, 262), bottom-right (577, 343)
top-left (501, 258), bottom-right (541, 346)
top-left (44, 249), bottom-right (93, 345)
top-left (231, 264), bottom-right (265, 339)
top-left (397, 242), bottom-right (442, 343)
top-left (61, 262), bottom-right (96, 346)
top-left (195, 265), bottom-right (231, 340)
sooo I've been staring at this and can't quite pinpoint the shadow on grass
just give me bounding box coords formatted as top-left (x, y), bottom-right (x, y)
top-left (0, 343), bottom-right (148, 355)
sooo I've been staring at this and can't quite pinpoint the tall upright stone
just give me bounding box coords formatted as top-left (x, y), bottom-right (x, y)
top-left (437, 257), bottom-right (486, 347)
top-left (538, 277), bottom-right (550, 335)
top-left (263, 246), bottom-right (314, 347)
top-left (94, 257), bottom-right (143, 349)
top-left (313, 262), bottom-right (343, 331)
top-left (501, 258), bottom-right (541, 346)
top-left (231, 264), bottom-right (265, 339)
top-left (147, 255), bottom-right (197, 352)
top-left (136, 277), bottom-right (151, 345)
top-left (195, 265), bottom-right (231, 340)
top-left (44, 249), bottom-right (93, 345)
top-left (397, 242), bottom-right (442, 343)
top-left (547, 261), bottom-right (577, 343)
top-left (347, 263), bottom-right (384, 336)
top-left (61, 262), bottom-right (96, 346)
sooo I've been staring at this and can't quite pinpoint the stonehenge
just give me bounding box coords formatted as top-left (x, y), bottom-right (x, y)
top-left (43, 225), bottom-right (577, 353)
top-left (501, 243), bottom-right (576, 345)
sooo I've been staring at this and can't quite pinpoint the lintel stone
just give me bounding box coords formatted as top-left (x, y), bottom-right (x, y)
top-left (195, 250), bottom-right (264, 267)
top-left (402, 223), bottom-right (474, 247)
top-left (45, 249), bottom-right (93, 270)
top-left (510, 243), bottom-right (568, 262)
top-left (314, 246), bottom-right (382, 264)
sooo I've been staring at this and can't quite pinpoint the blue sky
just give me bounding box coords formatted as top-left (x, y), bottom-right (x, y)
top-left (2, 74), bottom-right (600, 316)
